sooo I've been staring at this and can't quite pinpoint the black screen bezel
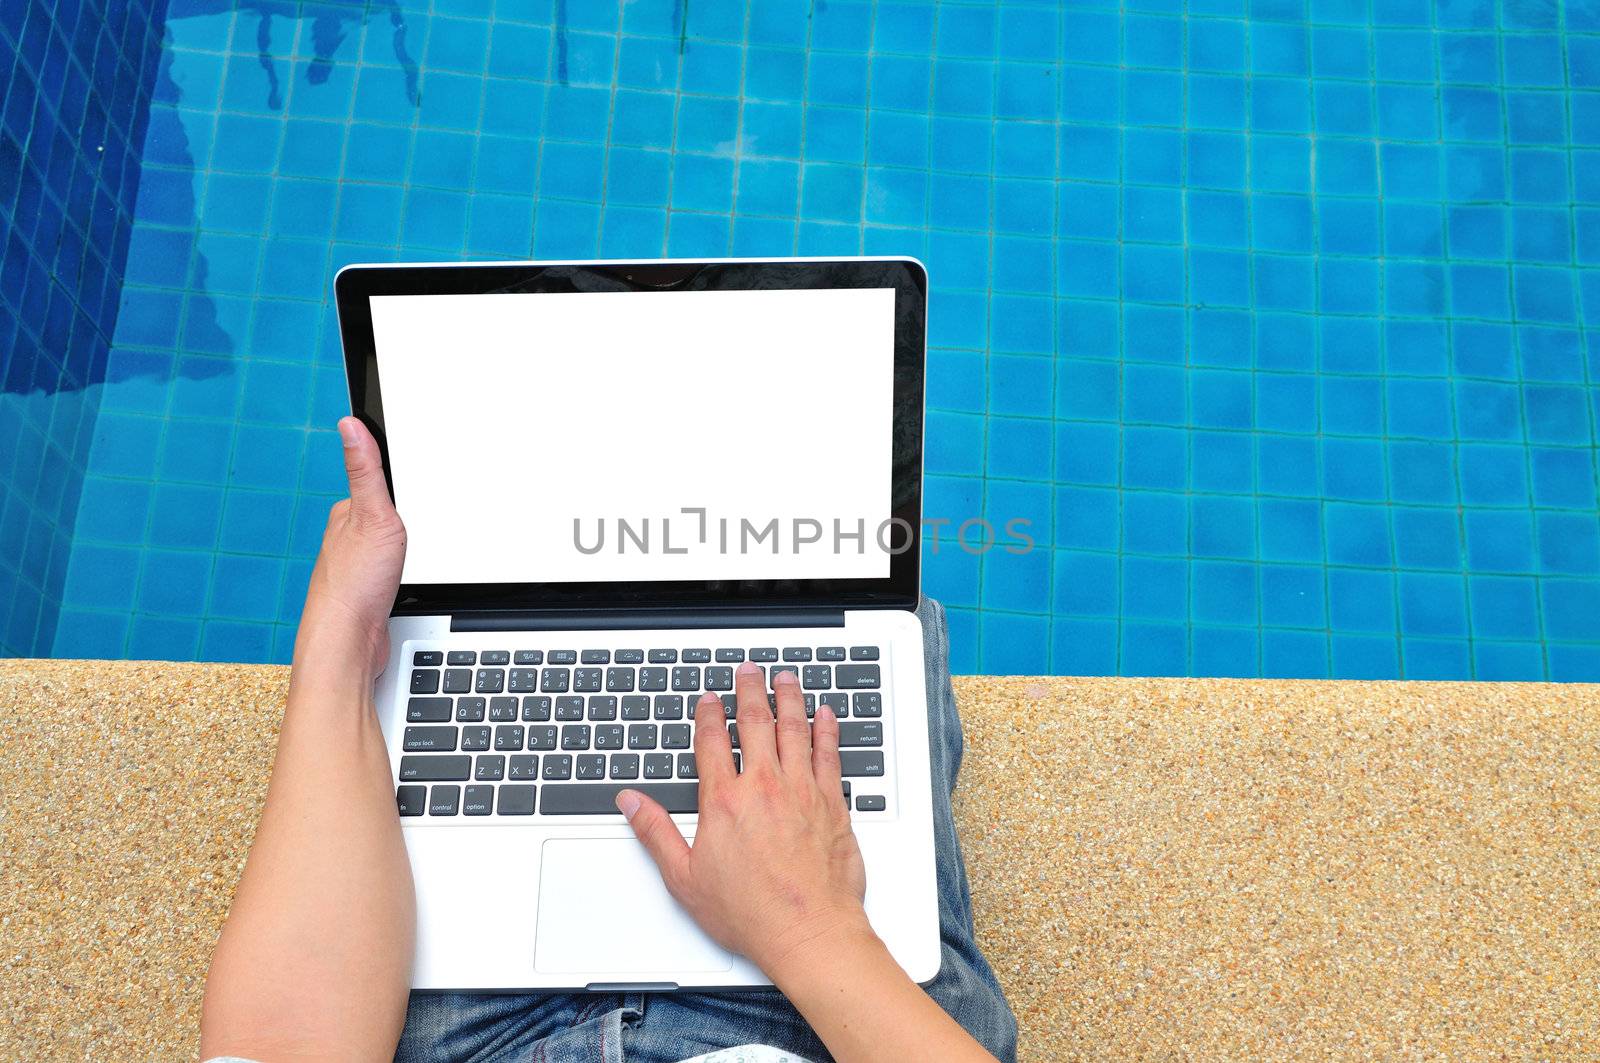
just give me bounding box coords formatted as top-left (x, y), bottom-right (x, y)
top-left (334, 258), bottom-right (926, 616)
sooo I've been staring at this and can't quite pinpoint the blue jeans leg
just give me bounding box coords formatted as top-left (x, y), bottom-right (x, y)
top-left (395, 597), bottom-right (1018, 1063)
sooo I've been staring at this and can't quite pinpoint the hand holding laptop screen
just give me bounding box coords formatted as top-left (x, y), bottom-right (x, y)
top-left (369, 287), bottom-right (898, 586)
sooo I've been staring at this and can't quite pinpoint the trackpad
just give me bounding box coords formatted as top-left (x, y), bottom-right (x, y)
top-left (533, 838), bottom-right (735, 975)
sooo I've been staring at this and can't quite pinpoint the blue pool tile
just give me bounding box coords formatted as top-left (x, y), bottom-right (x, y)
top-left (1458, 445), bottom-right (1529, 507)
top-left (1119, 621), bottom-right (1187, 677)
top-left (1051, 618), bottom-right (1118, 676)
top-left (1537, 512), bottom-right (1600, 576)
top-left (1321, 438), bottom-right (1386, 502)
top-left (1325, 503), bottom-right (1391, 568)
top-left (1530, 448), bottom-right (1599, 510)
top-left (1055, 487), bottom-right (1119, 553)
top-left (136, 550), bottom-right (213, 617)
top-left (1547, 644), bottom-right (1600, 683)
top-left (1472, 641), bottom-right (1545, 681)
top-left (1331, 634), bottom-right (1401, 679)
top-left (1120, 492), bottom-right (1186, 557)
top-left (1261, 563), bottom-right (1326, 629)
top-left (1122, 556), bottom-right (1187, 622)
top-left (74, 477), bottom-right (152, 544)
top-left (53, 609), bottom-right (130, 659)
top-left (987, 417), bottom-right (1051, 481)
top-left (1262, 628), bottom-right (1329, 678)
top-left (200, 619), bottom-right (275, 663)
top-left (980, 611), bottom-right (1048, 675)
top-left (127, 614), bottom-right (203, 661)
top-left (1192, 560), bottom-right (1257, 625)
top-left (1054, 550), bottom-right (1117, 617)
top-left (1191, 626), bottom-right (1258, 678)
top-left (1404, 639), bottom-right (1473, 680)
top-left (1464, 509), bottom-right (1536, 573)
top-left (209, 554), bottom-right (285, 622)
top-left (1329, 568), bottom-right (1397, 634)
top-left (924, 545), bottom-right (979, 610)
top-left (148, 483), bottom-right (223, 550)
top-left (63, 544), bottom-right (142, 612)
top-left (1399, 572), bottom-right (1470, 639)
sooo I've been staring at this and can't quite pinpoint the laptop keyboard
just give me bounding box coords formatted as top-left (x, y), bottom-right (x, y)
top-left (395, 643), bottom-right (890, 819)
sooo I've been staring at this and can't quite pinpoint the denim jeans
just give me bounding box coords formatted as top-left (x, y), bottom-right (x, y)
top-left (395, 598), bottom-right (1019, 1063)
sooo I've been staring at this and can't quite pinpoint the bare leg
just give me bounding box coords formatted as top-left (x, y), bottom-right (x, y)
top-left (200, 420), bottom-right (414, 1063)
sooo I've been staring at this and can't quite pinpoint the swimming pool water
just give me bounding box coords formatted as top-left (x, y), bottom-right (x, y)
top-left (5, 0), bottom-right (1600, 678)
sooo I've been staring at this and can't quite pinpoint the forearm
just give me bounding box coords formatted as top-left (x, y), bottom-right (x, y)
top-left (772, 924), bottom-right (998, 1063)
top-left (200, 639), bottom-right (414, 1062)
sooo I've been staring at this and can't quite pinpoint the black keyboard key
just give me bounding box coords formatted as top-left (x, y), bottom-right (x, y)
top-left (494, 724), bottom-right (525, 751)
top-left (489, 696), bottom-right (519, 721)
top-left (671, 666), bottom-right (701, 692)
top-left (443, 668), bottom-right (473, 694)
top-left (522, 696), bottom-right (553, 722)
top-left (769, 665), bottom-right (799, 688)
top-left (498, 784), bottom-right (537, 815)
top-left (647, 649), bottom-right (677, 663)
top-left (540, 668), bottom-right (571, 693)
top-left (581, 649), bottom-right (610, 664)
top-left (750, 647), bottom-right (778, 662)
top-left (588, 695), bottom-right (619, 720)
top-left (447, 650), bottom-right (476, 666)
top-left (429, 785), bottom-right (461, 816)
top-left (548, 650), bottom-right (577, 665)
top-left (399, 755), bottom-right (471, 782)
top-left (855, 794), bottom-right (886, 812)
top-left (839, 721), bottom-right (883, 747)
top-left (561, 725), bottom-right (592, 750)
top-left (849, 646), bottom-right (880, 661)
top-left (639, 667), bottom-right (669, 691)
top-left (509, 668), bottom-right (540, 693)
top-left (397, 784), bottom-right (426, 816)
top-left (509, 754), bottom-right (539, 780)
top-left (705, 665), bottom-right (734, 691)
top-left (456, 697), bottom-right (486, 723)
top-left (576, 754), bottom-right (606, 780)
top-left (677, 752), bottom-right (697, 779)
top-left (802, 665), bottom-right (831, 689)
top-left (839, 750), bottom-right (885, 777)
top-left (804, 693), bottom-right (816, 716)
top-left (628, 723), bottom-right (659, 749)
top-left (852, 692), bottom-right (882, 717)
top-left (662, 723), bottom-right (691, 749)
top-left (643, 753), bottom-right (674, 779)
top-left (719, 693), bottom-right (738, 717)
top-left (462, 726), bottom-right (491, 751)
top-left (527, 726), bottom-right (558, 751)
top-left (514, 650), bottom-right (543, 665)
top-left (474, 755), bottom-right (506, 781)
top-left (595, 724), bottom-right (625, 750)
top-left (606, 667), bottom-right (635, 692)
top-left (609, 753), bottom-right (640, 780)
top-left (410, 669), bottom-right (440, 694)
top-left (782, 647), bottom-right (813, 662)
top-left (574, 668), bottom-right (603, 692)
top-left (407, 697), bottom-right (452, 723)
top-left (542, 754), bottom-right (573, 780)
top-left (654, 694), bottom-right (684, 720)
top-left (727, 723), bottom-right (740, 748)
top-left (403, 726), bottom-right (458, 752)
top-left (819, 692), bottom-right (849, 717)
top-left (817, 646), bottom-right (846, 662)
top-left (541, 781), bottom-right (699, 815)
top-left (480, 650), bottom-right (511, 666)
top-left (683, 648), bottom-right (711, 663)
top-left (555, 696), bottom-right (586, 721)
top-left (463, 785), bottom-right (495, 816)
top-left (834, 664), bottom-right (881, 689)
top-left (615, 649), bottom-right (645, 664)
top-left (475, 668), bottom-right (505, 693)
top-left (414, 651), bottom-right (444, 667)
top-left (621, 695), bottom-right (650, 720)
top-left (715, 648), bottom-right (745, 662)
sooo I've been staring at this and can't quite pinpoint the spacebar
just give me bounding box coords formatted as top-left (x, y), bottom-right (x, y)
top-left (539, 782), bottom-right (700, 815)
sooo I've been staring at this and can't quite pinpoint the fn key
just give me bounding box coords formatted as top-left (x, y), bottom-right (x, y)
top-left (396, 785), bottom-right (426, 816)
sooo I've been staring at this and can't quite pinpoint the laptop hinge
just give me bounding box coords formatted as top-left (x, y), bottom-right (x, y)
top-left (449, 608), bottom-right (847, 632)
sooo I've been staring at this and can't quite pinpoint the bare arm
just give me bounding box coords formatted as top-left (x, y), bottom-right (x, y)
top-left (620, 666), bottom-right (997, 1063)
top-left (199, 419), bottom-right (414, 1063)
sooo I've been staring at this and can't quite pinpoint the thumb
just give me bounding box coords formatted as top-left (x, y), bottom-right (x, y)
top-left (617, 789), bottom-right (691, 890)
top-left (337, 417), bottom-right (395, 521)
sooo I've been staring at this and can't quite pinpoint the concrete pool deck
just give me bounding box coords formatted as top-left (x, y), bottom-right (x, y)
top-left (1, 661), bottom-right (1595, 1059)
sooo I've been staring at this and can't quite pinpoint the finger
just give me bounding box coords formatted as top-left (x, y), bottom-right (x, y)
top-left (337, 416), bottom-right (395, 521)
top-left (811, 704), bottom-right (845, 808)
top-left (692, 692), bottom-right (736, 791)
top-left (616, 789), bottom-right (691, 891)
top-left (733, 661), bottom-right (777, 769)
top-left (771, 669), bottom-right (812, 779)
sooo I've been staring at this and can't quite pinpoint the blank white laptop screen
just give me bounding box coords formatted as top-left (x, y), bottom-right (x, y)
top-left (368, 287), bottom-right (897, 586)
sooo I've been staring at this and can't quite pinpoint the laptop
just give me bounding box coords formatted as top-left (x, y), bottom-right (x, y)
top-left (334, 257), bottom-right (941, 991)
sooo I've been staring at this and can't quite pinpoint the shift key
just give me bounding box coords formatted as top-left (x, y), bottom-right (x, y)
top-left (839, 750), bottom-right (885, 777)
top-left (399, 755), bottom-right (471, 782)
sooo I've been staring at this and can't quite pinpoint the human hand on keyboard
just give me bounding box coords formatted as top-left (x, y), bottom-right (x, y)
top-left (297, 417), bottom-right (407, 677)
top-left (616, 663), bottom-right (872, 977)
